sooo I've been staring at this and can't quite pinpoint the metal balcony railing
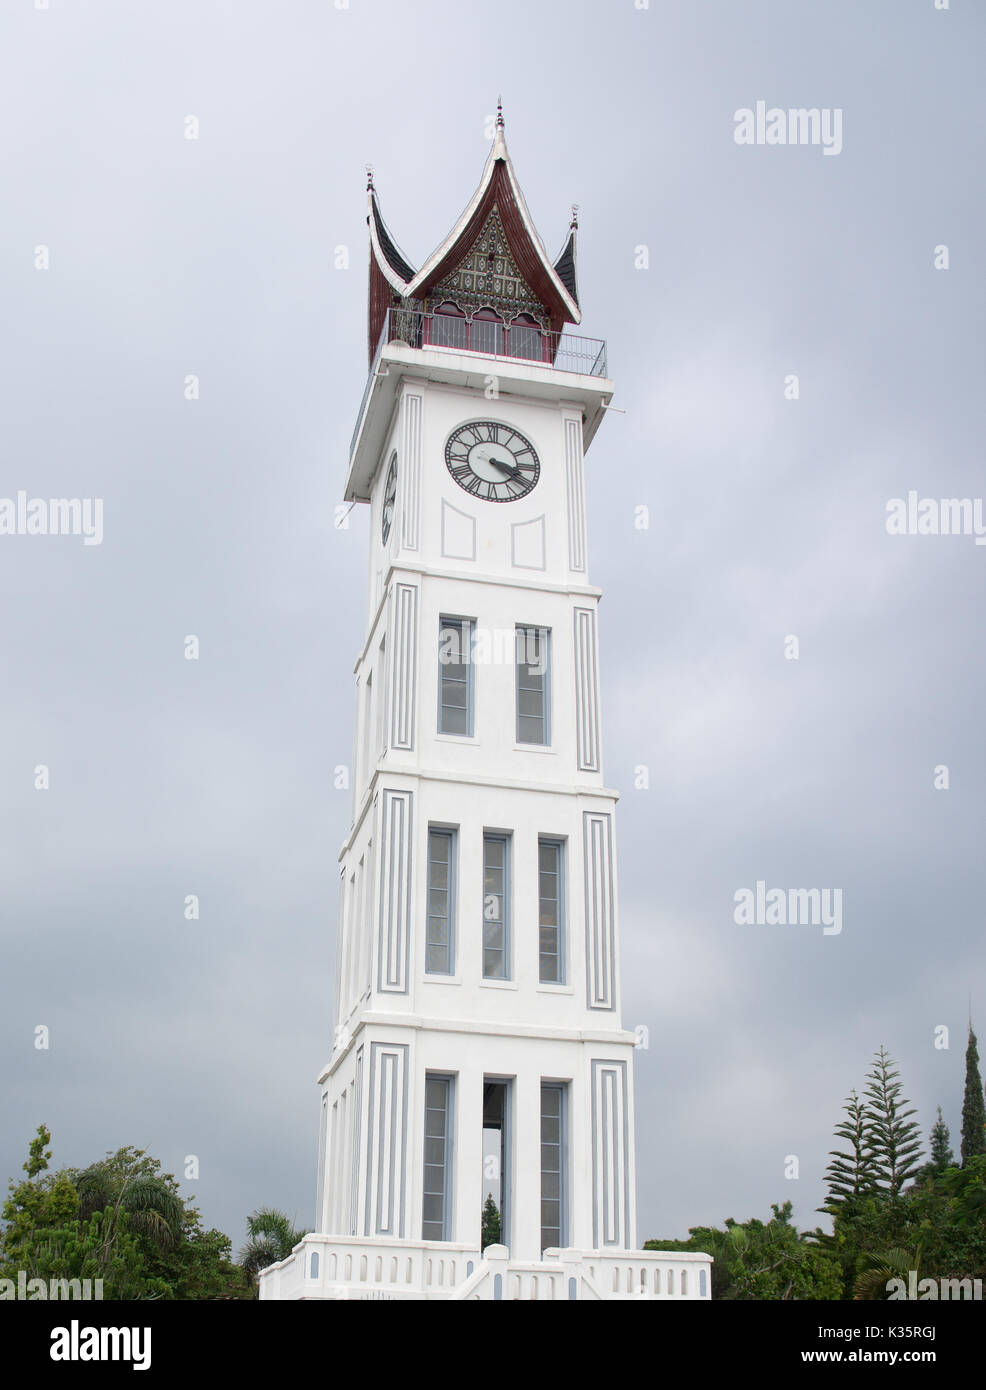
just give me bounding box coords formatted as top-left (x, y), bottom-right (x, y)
top-left (381, 307), bottom-right (607, 377)
top-left (350, 308), bottom-right (608, 459)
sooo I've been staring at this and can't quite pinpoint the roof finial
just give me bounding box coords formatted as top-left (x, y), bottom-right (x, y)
top-left (570, 203), bottom-right (580, 231)
top-left (496, 95), bottom-right (504, 128)
top-left (365, 163), bottom-right (375, 193)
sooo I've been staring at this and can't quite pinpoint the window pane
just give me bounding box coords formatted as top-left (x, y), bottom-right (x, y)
top-left (538, 841), bottom-right (562, 982)
top-left (441, 704), bottom-right (467, 736)
top-left (470, 313), bottom-right (502, 355)
top-left (518, 714), bottom-right (544, 744)
top-left (426, 829), bottom-right (455, 975)
top-left (426, 944), bottom-right (448, 973)
top-left (432, 307), bottom-right (466, 349)
top-left (438, 619), bottom-right (472, 736)
top-left (483, 835), bottom-right (509, 979)
top-left (516, 627), bottom-right (549, 744)
top-left (422, 1077), bottom-right (451, 1241)
top-left (540, 1084), bottom-right (566, 1253)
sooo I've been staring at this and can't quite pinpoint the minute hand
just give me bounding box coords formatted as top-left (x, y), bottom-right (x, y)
top-left (488, 458), bottom-right (523, 480)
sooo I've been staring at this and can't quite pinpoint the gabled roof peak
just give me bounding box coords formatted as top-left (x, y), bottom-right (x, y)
top-left (365, 118), bottom-right (582, 358)
top-left (403, 119), bottom-right (580, 324)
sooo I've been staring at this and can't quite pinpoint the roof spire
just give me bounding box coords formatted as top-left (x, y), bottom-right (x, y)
top-left (365, 163), bottom-right (375, 193)
top-left (570, 203), bottom-right (579, 231)
top-left (496, 95), bottom-right (504, 128)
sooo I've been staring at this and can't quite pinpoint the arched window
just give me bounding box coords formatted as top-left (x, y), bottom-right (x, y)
top-left (508, 313), bottom-right (544, 362)
top-left (469, 307), bottom-right (504, 356)
top-left (430, 301), bottom-right (466, 349)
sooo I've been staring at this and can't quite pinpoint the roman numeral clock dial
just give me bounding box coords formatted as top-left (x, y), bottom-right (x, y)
top-left (444, 422), bottom-right (540, 502)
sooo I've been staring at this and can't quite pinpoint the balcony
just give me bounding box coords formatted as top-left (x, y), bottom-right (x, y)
top-left (380, 306), bottom-right (607, 379)
top-left (344, 308), bottom-right (613, 502)
top-left (258, 1234), bottom-right (713, 1302)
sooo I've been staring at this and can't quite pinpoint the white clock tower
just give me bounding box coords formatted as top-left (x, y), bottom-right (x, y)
top-left (260, 111), bottom-right (710, 1301)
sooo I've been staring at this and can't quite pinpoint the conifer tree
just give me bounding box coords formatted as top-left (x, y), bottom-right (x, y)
top-left (914, 1106), bottom-right (955, 1184)
top-left (862, 1047), bottom-right (922, 1197)
top-left (480, 1195), bottom-right (501, 1250)
top-left (821, 1089), bottom-right (874, 1212)
top-left (960, 1027), bottom-right (986, 1165)
top-left (928, 1107), bottom-right (954, 1174)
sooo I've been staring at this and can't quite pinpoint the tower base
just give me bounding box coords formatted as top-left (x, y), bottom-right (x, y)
top-left (258, 1236), bottom-right (711, 1301)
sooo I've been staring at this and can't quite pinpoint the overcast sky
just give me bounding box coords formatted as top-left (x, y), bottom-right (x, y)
top-left (2, 0), bottom-right (984, 1251)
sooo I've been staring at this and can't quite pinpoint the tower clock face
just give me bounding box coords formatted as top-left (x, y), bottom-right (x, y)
top-left (381, 453), bottom-right (397, 543)
top-left (444, 422), bottom-right (540, 502)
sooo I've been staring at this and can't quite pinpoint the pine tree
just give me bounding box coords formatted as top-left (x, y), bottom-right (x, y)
top-left (928, 1107), bottom-right (955, 1174)
top-left (913, 1106), bottom-right (955, 1184)
top-left (480, 1195), bottom-right (501, 1251)
top-left (960, 1027), bottom-right (986, 1165)
top-left (862, 1047), bottom-right (923, 1197)
top-left (820, 1089), bottom-right (875, 1212)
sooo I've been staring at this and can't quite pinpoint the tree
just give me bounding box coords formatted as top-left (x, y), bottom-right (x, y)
top-left (1, 1125), bottom-right (79, 1272)
top-left (74, 1148), bottom-right (185, 1255)
top-left (914, 1107), bottom-right (955, 1184)
top-left (853, 1245), bottom-right (921, 1301)
top-left (2, 1129), bottom-right (249, 1299)
top-left (961, 1027), bottom-right (986, 1165)
top-left (862, 1048), bottom-right (923, 1197)
top-left (821, 1089), bottom-right (875, 1214)
top-left (481, 1195), bottom-right (501, 1250)
top-left (646, 1203), bottom-right (842, 1301)
top-left (240, 1208), bottom-right (308, 1289)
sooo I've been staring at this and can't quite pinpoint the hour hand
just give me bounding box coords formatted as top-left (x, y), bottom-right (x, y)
top-left (489, 457), bottom-right (522, 479)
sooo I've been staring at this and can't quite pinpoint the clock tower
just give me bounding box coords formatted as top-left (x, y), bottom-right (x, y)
top-left (259, 110), bottom-right (710, 1300)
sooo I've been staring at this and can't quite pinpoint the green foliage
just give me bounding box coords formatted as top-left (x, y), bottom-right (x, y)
top-left (239, 1208), bottom-right (308, 1290)
top-left (961, 1028), bottom-right (986, 1165)
top-left (646, 1202), bottom-right (842, 1300)
top-left (914, 1108), bottom-right (955, 1184)
top-left (481, 1195), bottom-right (501, 1250)
top-left (1, 1125), bottom-right (80, 1270)
top-left (821, 1089), bottom-right (875, 1213)
top-left (1, 1128), bottom-right (249, 1300)
top-left (862, 1047), bottom-right (923, 1197)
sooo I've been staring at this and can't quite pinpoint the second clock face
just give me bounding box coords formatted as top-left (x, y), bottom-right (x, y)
top-left (445, 422), bottom-right (540, 502)
top-left (381, 453), bottom-right (397, 544)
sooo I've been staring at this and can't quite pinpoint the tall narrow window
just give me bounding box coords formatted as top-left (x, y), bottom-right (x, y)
top-left (482, 833), bottom-right (510, 979)
top-left (483, 1080), bottom-right (511, 1248)
top-left (422, 1075), bottom-right (453, 1241)
top-left (430, 301), bottom-right (466, 350)
top-left (516, 626), bottom-right (550, 745)
top-left (509, 313), bottom-right (544, 362)
top-left (470, 307), bottom-right (504, 356)
top-left (538, 839), bottom-right (564, 983)
top-left (438, 617), bottom-right (472, 736)
top-left (540, 1083), bottom-right (567, 1253)
top-left (426, 828), bottom-right (456, 975)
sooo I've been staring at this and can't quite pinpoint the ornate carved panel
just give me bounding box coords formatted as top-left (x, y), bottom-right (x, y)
top-left (430, 206), bottom-right (549, 325)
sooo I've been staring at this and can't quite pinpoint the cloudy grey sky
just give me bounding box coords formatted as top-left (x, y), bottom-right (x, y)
top-left (2, 0), bottom-right (984, 1250)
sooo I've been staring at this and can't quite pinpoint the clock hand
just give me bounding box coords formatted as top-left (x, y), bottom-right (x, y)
top-left (473, 448), bottom-right (524, 483)
top-left (487, 457), bottom-right (523, 480)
